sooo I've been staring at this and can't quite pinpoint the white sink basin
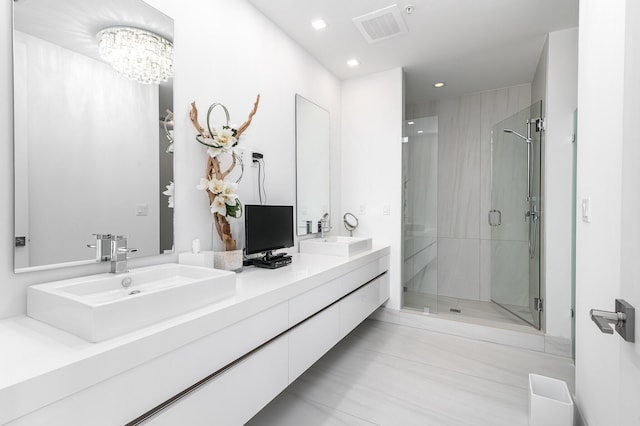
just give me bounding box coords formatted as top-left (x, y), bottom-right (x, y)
top-left (299, 236), bottom-right (372, 257)
top-left (27, 264), bottom-right (236, 342)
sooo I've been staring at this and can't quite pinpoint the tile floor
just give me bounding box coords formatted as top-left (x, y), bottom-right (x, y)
top-left (404, 292), bottom-right (534, 327)
top-left (247, 319), bottom-right (574, 425)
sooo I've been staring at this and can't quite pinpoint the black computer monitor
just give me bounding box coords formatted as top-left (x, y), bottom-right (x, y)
top-left (244, 205), bottom-right (294, 258)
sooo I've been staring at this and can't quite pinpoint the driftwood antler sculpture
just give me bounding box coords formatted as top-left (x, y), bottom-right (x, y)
top-left (190, 94), bottom-right (260, 251)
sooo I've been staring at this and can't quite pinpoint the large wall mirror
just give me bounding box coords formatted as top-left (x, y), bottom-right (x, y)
top-left (13, 0), bottom-right (174, 272)
top-left (295, 94), bottom-right (330, 236)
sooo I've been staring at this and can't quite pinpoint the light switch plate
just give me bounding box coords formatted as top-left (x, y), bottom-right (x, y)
top-left (581, 197), bottom-right (590, 223)
top-left (136, 204), bottom-right (149, 216)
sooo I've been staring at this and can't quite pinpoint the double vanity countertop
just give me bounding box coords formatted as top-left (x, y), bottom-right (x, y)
top-left (0, 244), bottom-right (390, 424)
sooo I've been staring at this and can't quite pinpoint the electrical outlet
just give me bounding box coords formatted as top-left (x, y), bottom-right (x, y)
top-left (359, 204), bottom-right (366, 215)
top-left (251, 151), bottom-right (263, 168)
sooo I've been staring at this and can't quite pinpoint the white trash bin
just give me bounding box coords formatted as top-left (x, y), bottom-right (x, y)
top-left (528, 373), bottom-right (574, 426)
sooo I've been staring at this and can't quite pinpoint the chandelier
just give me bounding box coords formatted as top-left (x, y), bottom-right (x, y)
top-left (97, 26), bottom-right (173, 84)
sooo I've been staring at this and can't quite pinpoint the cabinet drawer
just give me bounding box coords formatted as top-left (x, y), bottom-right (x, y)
top-left (288, 304), bottom-right (340, 382)
top-left (339, 273), bottom-right (389, 339)
top-left (146, 336), bottom-right (289, 426)
top-left (289, 255), bottom-right (389, 326)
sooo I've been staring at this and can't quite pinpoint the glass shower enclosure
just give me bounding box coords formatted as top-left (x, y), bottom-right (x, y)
top-left (402, 116), bottom-right (438, 314)
top-left (489, 101), bottom-right (543, 329)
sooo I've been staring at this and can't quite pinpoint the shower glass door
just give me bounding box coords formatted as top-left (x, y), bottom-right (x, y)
top-left (489, 101), bottom-right (542, 329)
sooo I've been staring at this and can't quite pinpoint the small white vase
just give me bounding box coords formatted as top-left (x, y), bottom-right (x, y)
top-left (213, 249), bottom-right (243, 272)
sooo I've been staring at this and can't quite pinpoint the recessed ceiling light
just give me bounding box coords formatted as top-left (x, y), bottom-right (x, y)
top-left (347, 58), bottom-right (360, 67)
top-left (407, 121), bottom-right (415, 125)
top-left (417, 130), bottom-right (424, 134)
top-left (433, 82), bottom-right (446, 88)
top-left (311, 19), bottom-right (327, 30)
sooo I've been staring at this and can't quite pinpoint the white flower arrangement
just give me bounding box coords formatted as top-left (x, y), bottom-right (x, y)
top-left (189, 96), bottom-right (260, 251)
top-left (162, 110), bottom-right (174, 208)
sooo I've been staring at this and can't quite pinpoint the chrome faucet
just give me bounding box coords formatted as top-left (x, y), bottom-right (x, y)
top-left (110, 235), bottom-right (137, 274)
top-left (87, 233), bottom-right (113, 261)
top-left (319, 213), bottom-right (330, 238)
top-left (87, 234), bottom-right (137, 273)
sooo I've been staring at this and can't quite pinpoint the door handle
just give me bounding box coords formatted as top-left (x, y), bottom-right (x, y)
top-left (590, 299), bottom-right (635, 342)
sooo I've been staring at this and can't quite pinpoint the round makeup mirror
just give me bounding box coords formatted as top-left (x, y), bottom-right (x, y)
top-left (343, 212), bottom-right (359, 236)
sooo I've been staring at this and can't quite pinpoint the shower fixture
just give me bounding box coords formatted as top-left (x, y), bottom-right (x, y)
top-left (503, 125), bottom-right (538, 259)
top-left (503, 128), bottom-right (530, 143)
top-left (503, 127), bottom-right (534, 201)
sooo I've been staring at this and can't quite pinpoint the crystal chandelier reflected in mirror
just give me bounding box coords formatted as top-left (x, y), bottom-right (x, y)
top-left (97, 26), bottom-right (173, 84)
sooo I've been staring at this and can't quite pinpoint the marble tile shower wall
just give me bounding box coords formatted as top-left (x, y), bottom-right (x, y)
top-left (406, 84), bottom-right (531, 302)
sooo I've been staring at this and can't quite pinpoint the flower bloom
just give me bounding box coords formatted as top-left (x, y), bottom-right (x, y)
top-left (163, 181), bottom-right (174, 208)
top-left (216, 127), bottom-right (237, 149)
top-left (210, 196), bottom-right (227, 216)
top-left (196, 178), bottom-right (210, 191)
top-left (222, 181), bottom-right (238, 205)
top-left (209, 179), bottom-right (226, 195)
top-left (201, 127), bottom-right (237, 158)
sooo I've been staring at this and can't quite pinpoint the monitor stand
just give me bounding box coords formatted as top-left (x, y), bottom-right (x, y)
top-left (252, 250), bottom-right (292, 269)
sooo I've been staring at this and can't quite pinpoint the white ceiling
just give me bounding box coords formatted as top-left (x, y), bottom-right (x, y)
top-left (246, 0), bottom-right (579, 104)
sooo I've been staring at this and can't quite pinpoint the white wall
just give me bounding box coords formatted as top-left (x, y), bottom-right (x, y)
top-left (145, 0), bottom-right (342, 254)
top-left (531, 37), bottom-right (548, 107)
top-left (341, 68), bottom-right (404, 310)
top-left (0, 0), bottom-right (341, 319)
top-left (542, 28), bottom-right (578, 339)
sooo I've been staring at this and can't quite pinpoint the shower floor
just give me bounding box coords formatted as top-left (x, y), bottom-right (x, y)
top-left (404, 291), bottom-right (534, 327)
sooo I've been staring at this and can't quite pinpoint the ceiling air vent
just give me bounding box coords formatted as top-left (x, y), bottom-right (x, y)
top-left (352, 4), bottom-right (408, 44)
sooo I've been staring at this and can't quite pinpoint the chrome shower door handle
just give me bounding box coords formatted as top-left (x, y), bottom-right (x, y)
top-left (488, 210), bottom-right (501, 226)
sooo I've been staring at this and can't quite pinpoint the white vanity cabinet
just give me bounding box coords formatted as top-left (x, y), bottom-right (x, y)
top-left (288, 254), bottom-right (388, 326)
top-left (150, 270), bottom-right (389, 425)
top-left (288, 271), bottom-right (390, 384)
top-left (6, 302), bottom-right (291, 426)
top-left (2, 249), bottom-right (390, 426)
